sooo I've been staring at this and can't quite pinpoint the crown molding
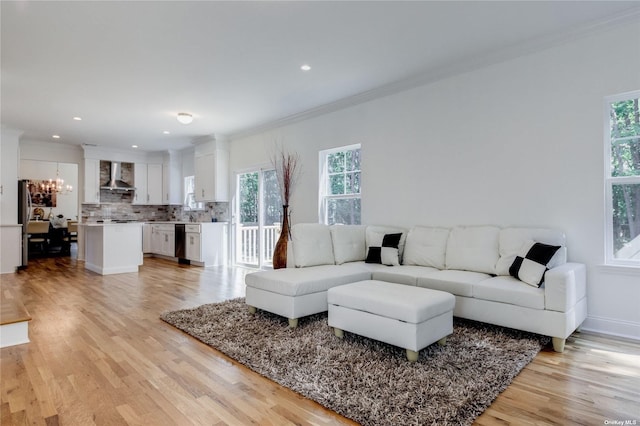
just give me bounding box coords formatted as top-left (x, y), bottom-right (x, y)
top-left (230, 6), bottom-right (640, 141)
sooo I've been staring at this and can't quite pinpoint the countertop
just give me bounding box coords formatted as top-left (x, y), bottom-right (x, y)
top-left (81, 221), bottom-right (228, 226)
top-left (81, 221), bottom-right (144, 227)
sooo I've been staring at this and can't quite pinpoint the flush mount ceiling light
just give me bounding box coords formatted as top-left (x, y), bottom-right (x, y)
top-left (301, 64), bottom-right (311, 71)
top-left (177, 112), bottom-right (193, 124)
top-left (73, 116), bottom-right (82, 121)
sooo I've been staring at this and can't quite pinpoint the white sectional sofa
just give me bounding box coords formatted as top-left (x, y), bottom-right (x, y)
top-left (245, 223), bottom-right (587, 352)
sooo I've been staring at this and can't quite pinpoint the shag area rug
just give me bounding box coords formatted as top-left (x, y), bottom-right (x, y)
top-left (161, 298), bottom-right (549, 426)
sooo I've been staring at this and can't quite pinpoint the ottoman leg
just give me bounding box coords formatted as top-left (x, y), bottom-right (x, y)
top-left (437, 337), bottom-right (447, 346)
top-left (406, 349), bottom-right (419, 362)
top-left (248, 306), bottom-right (257, 314)
top-left (334, 327), bottom-right (344, 339)
top-left (288, 318), bottom-right (299, 328)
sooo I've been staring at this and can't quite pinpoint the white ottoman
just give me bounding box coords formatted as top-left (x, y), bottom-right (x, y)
top-left (328, 280), bottom-right (455, 362)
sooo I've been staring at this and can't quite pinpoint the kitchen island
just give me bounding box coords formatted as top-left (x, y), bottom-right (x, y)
top-left (82, 222), bottom-right (143, 275)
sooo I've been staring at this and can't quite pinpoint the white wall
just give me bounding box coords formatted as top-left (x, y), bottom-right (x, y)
top-left (1, 127), bottom-right (22, 224)
top-left (229, 20), bottom-right (640, 339)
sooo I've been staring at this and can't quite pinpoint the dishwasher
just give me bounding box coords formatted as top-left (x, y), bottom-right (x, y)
top-left (174, 223), bottom-right (187, 263)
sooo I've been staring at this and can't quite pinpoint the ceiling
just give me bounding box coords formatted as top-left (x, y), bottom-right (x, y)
top-left (2, 1), bottom-right (639, 152)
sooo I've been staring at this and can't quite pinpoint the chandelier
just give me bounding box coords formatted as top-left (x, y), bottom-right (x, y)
top-left (41, 164), bottom-right (73, 194)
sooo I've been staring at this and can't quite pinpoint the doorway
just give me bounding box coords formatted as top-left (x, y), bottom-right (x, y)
top-left (235, 169), bottom-right (282, 268)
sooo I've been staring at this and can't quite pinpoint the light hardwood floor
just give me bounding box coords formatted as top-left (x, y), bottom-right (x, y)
top-left (1, 256), bottom-right (639, 425)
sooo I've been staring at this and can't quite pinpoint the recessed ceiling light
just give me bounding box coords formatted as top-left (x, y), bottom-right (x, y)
top-left (177, 112), bottom-right (193, 125)
top-left (132, 145), bottom-right (138, 149)
top-left (73, 116), bottom-right (82, 121)
top-left (301, 64), bottom-right (311, 71)
top-left (52, 135), bottom-right (60, 139)
top-left (163, 130), bottom-right (170, 135)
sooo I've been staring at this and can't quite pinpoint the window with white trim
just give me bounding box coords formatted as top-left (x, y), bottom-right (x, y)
top-left (184, 176), bottom-right (204, 211)
top-left (319, 144), bottom-right (361, 225)
top-left (605, 91), bottom-right (640, 266)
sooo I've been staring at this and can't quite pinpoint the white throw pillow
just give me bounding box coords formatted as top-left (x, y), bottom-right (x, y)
top-left (403, 226), bottom-right (450, 269)
top-left (445, 226), bottom-right (500, 274)
top-left (509, 240), bottom-right (561, 287)
top-left (496, 227), bottom-right (566, 276)
top-left (366, 225), bottom-right (407, 259)
top-left (330, 225), bottom-right (367, 265)
top-left (291, 223), bottom-right (335, 267)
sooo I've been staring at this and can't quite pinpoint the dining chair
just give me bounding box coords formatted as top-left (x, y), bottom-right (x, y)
top-left (67, 221), bottom-right (78, 244)
top-left (27, 221), bottom-right (50, 253)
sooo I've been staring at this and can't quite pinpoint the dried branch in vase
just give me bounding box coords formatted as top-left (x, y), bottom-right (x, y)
top-left (271, 145), bottom-right (301, 206)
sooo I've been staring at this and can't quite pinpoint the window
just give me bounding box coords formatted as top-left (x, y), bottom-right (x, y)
top-left (319, 144), bottom-right (361, 225)
top-left (605, 91), bottom-right (640, 266)
top-left (184, 176), bottom-right (204, 211)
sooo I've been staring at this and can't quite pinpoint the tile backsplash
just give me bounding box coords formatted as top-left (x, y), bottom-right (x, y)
top-left (81, 202), bottom-right (229, 223)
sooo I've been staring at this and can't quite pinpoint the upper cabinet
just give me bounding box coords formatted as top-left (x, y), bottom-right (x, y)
top-left (163, 151), bottom-right (182, 205)
top-left (194, 138), bottom-right (229, 202)
top-left (147, 164), bottom-right (163, 204)
top-left (133, 163), bottom-right (163, 205)
top-left (84, 158), bottom-right (100, 203)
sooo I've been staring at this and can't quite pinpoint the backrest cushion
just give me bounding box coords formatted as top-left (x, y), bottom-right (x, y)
top-left (496, 227), bottom-right (566, 276)
top-left (330, 225), bottom-right (367, 265)
top-left (403, 226), bottom-right (450, 269)
top-left (291, 223), bottom-right (335, 267)
top-left (445, 226), bottom-right (500, 274)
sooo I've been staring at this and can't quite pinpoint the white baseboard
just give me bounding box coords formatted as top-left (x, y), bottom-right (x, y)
top-left (581, 315), bottom-right (640, 341)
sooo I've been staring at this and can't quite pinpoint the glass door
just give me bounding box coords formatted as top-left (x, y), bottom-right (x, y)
top-left (236, 169), bottom-right (282, 268)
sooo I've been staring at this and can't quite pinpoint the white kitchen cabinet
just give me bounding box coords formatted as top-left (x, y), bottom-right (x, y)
top-left (185, 226), bottom-right (201, 262)
top-left (133, 163), bottom-right (147, 205)
top-left (150, 224), bottom-right (175, 257)
top-left (194, 139), bottom-right (228, 202)
top-left (134, 163), bottom-right (163, 205)
top-left (147, 164), bottom-right (163, 204)
top-left (163, 151), bottom-right (182, 205)
top-left (194, 154), bottom-right (214, 202)
top-left (142, 223), bottom-right (152, 254)
top-left (84, 158), bottom-right (100, 203)
top-left (185, 222), bottom-right (227, 266)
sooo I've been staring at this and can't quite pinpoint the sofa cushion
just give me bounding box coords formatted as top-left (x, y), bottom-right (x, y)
top-left (417, 270), bottom-right (492, 297)
top-left (402, 226), bottom-right (450, 269)
top-left (366, 225), bottom-right (407, 259)
top-left (245, 264), bottom-right (371, 297)
top-left (291, 223), bottom-right (335, 267)
top-left (445, 226), bottom-right (500, 274)
top-left (473, 275), bottom-right (545, 310)
top-left (330, 225), bottom-right (366, 265)
top-left (509, 240), bottom-right (561, 287)
top-left (366, 233), bottom-right (402, 266)
top-left (496, 227), bottom-right (566, 276)
top-left (372, 265), bottom-right (440, 286)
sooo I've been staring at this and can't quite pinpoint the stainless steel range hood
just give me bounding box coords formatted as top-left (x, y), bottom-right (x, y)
top-left (100, 161), bottom-right (135, 191)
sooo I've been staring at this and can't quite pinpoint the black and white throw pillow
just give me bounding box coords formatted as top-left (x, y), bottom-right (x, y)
top-left (509, 240), bottom-right (561, 287)
top-left (365, 233), bottom-right (403, 266)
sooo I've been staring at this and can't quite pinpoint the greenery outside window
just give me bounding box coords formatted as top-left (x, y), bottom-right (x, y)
top-left (319, 144), bottom-right (361, 225)
top-left (605, 91), bottom-right (640, 266)
top-left (184, 176), bottom-right (204, 211)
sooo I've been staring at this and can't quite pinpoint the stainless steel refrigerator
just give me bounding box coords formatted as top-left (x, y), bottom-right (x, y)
top-left (17, 180), bottom-right (32, 268)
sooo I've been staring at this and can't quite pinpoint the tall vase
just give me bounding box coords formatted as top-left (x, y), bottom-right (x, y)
top-left (272, 205), bottom-right (289, 269)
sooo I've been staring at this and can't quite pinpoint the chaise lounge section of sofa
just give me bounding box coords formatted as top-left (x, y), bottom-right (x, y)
top-left (245, 223), bottom-right (587, 352)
